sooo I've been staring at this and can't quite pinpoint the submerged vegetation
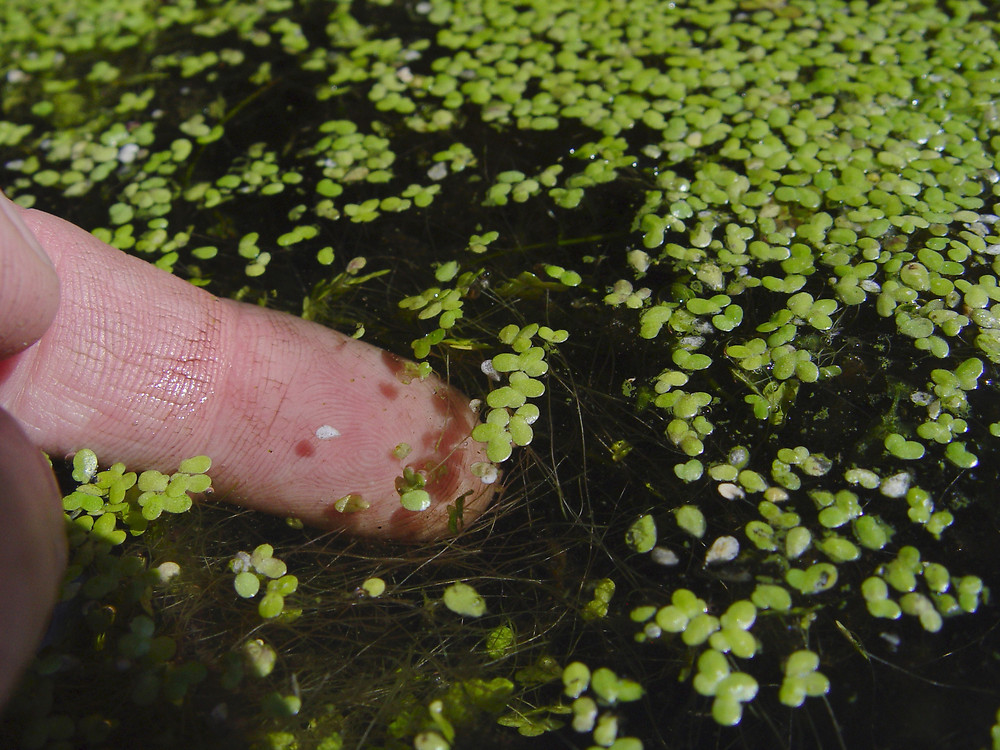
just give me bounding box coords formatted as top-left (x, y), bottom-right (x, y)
top-left (3, 0), bottom-right (1000, 746)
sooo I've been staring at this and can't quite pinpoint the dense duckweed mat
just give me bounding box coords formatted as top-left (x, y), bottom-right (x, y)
top-left (3, 0), bottom-right (1000, 747)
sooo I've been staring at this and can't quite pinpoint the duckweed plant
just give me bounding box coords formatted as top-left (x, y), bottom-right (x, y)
top-left (3, 0), bottom-right (1000, 747)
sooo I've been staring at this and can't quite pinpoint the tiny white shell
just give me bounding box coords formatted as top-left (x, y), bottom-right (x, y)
top-left (705, 535), bottom-right (740, 565)
top-left (315, 425), bottom-right (341, 439)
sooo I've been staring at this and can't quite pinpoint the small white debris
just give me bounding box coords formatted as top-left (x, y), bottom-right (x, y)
top-left (650, 546), bottom-right (679, 566)
top-left (427, 161), bottom-right (448, 181)
top-left (859, 279), bottom-right (881, 293)
top-left (763, 486), bottom-right (790, 503)
top-left (679, 335), bottom-right (706, 349)
top-left (627, 249), bottom-right (650, 273)
top-left (472, 461), bottom-right (500, 485)
top-left (480, 359), bottom-right (501, 381)
top-left (717, 482), bottom-right (745, 501)
top-left (880, 472), bottom-right (911, 498)
top-left (231, 550), bottom-right (252, 573)
top-left (118, 143), bottom-right (140, 164)
top-left (315, 425), bottom-right (341, 439)
top-left (728, 446), bottom-right (749, 466)
top-left (879, 631), bottom-right (901, 651)
top-left (154, 561), bottom-right (181, 585)
top-left (705, 535), bottom-right (740, 565)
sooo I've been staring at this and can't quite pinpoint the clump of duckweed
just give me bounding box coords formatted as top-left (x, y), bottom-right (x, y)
top-left (231, 544), bottom-right (300, 620)
top-left (2, 452), bottom-right (216, 747)
top-left (4, 0), bottom-right (1000, 747)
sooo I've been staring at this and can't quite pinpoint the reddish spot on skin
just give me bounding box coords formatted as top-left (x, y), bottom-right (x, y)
top-left (294, 439), bottom-right (315, 458)
top-left (378, 381), bottom-right (400, 400)
top-left (380, 350), bottom-right (406, 378)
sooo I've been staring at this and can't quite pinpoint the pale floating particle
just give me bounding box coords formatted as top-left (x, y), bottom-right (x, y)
top-left (118, 143), bottom-right (140, 163)
top-left (705, 535), bottom-right (740, 565)
top-left (154, 561), bottom-right (181, 585)
top-left (680, 335), bottom-right (706, 349)
top-left (472, 461), bottom-right (500, 485)
top-left (910, 390), bottom-right (933, 405)
top-left (427, 162), bottom-right (448, 181)
top-left (879, 632), bottom-right (901, 650)
top-left (693, 319), bottom-right (716, 335)
top-left (650, 546), bottom-right (679, 566)
top-left (880, 472), bottom-right (911, 498)
top-left (627, 249), bottom-right (650, 273)
top-left (859, 279), bottom-right (881, 293)
top-left (728, 446), bottom-right (749, 466)
top-left (718, 482), bottom-right (745, 501)
top-left (231, 551), bottom-right (252, 573)
top-left (763, 486), bottom-right (789, 503)
top-left (481, 359), bottom-right (501, 381)
top-left (315, 424), bottom-right (340, 439)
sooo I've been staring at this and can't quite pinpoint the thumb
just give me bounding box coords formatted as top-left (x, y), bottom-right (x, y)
top-left (0, 195), bottom-right (59, 358)
top-left (0, 406), bottom-right (67, 708)
top-left (0, 201), bottom-right (495, 539)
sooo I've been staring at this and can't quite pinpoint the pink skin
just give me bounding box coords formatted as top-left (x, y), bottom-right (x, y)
top-left (0, 192), bottom-right (497, 703)
top-left (0, 197), bottom-right (495, 539)
top-left (0, 407), bottom-right (66, 710)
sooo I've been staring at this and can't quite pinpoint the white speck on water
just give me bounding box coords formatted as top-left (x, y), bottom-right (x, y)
top-left (118, 143), bottom-right (140, 164)
top-left (705, 535), bottom-right (740, 565)
top-left (480, 359), bottom-right (501, 381)
top-left (427, 162), bottom-right (448, 181)
top-left (650, 547), bottom-right (679, 566)
top-left (478, 464), bottom-right (499, 485)
top-left (717, 482), bottom-right (745, 501)
top-left (315, 425), bottom-right (341, 439)
top-left (880, 472), bottom-right (911, 498)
